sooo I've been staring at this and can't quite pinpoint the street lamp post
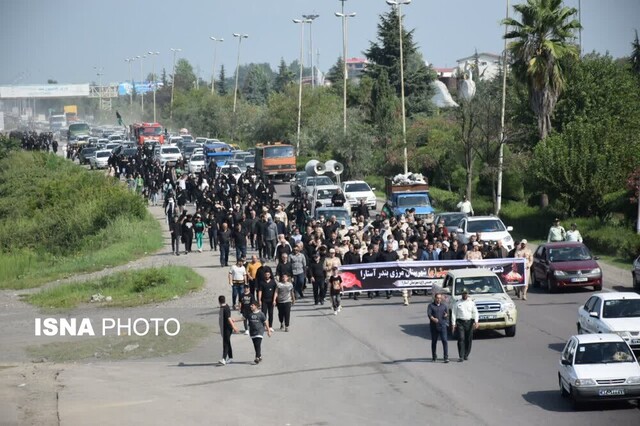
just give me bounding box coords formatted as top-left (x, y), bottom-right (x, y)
top-left (232, 34), bottom-right (249, 114)
top-left (137, 55), bottom-right (146, 117)
top-left (335, 2), bottom-right (356, 136)
top-left (386, 0), bottom-right (411, 175)
top-left (496, 0), bottom-right (510, 215)
top-left (125, 58), bottom-right (134, 109)
top-left (148, 51), bottom-right (160, 123)
top-left (170, 48), bottom-right (182, 120)
top-left (302, 14), bottom-right (320, 88)
top-left (209, 37), bottom-right (224, 94)
top-left (293, 19), bottom-right (311, 154)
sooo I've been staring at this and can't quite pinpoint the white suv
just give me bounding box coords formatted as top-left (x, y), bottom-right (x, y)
top-left (577, 292), bottom-right (640, 358)
top-left (342, 180), bottom-right (377, 210)
top-left (155, 145), bottom-right (183, 166)
top-left (456, 216), bottom-right (515, 251)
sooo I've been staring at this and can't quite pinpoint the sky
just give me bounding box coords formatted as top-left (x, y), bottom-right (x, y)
top-left (0, 0), bottom-right (638, 85)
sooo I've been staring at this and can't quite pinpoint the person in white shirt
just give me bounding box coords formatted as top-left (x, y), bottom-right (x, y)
top-left (451, 289), bottom-right (479, 362)
top-left (565, 223), bottom-right (583, 243)
top-left (456, 195), bottom-right (474, 216)
top-left (547, 218), bottom-right (566, 242)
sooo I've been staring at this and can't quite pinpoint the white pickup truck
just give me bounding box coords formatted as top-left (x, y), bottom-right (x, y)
top-left (433, 268), bottom-right (518, 337)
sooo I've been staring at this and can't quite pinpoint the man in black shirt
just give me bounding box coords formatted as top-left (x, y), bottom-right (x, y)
top-left (232, 223), bottom-right (247, 261)
top-left (307, 252), bottom-right (326, 305)
top-left (331, 188), bottom-right (346, 207)
top-left (218, 295), bottom-right (238, 365)
top-left (258, 270), bottom-right (277, 332)
top-left (218, 222), bottom-right (232, 267)
top-left (427, 293), bottom-right (449, 363)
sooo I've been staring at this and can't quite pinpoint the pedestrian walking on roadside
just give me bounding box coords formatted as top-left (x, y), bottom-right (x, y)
top-left (547, 218), bottom-right (566, 242)
top-left (228, 258), bottom-right (248, 310)
top-left (218, 295), bottom-right (238, 365)
top-left (170, 215), bottom-right (182, 256)
top-left (239, 285), bottom-right (256, 335)
top-left (456, 195), bottom-right (474, 216)
top-left (308, 252), bottom-right (327, 305)
top-left (247, 301), bottom-right (272, 364)
top-left (258, 270), bottom-right (277, 332)
top-left (452, 289), bottom-right (479, 362)
top-left (194, 214), bottom-right (205, 252)
top-left (428, 293), bottom-right (449, 363)
top-left (182, 214), bottom-right (194, 254)
top-left (329, 267), bottom-right (343, 315)
top-left (514, 239), bottom-right (533, 300)
top-left (275, 273), bottom-right (295, 331)
top-left (218, 222), bottom-right (232, 267)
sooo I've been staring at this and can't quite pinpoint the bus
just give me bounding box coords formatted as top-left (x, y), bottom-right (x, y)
top-left (203, 142), bottom-right (233, 168)
top-left (131, 122), bottom-right (164, 145)
top-left (254, 143), bottom-right (296, 181)
top-left (67, 122), bottom-right (91, 140)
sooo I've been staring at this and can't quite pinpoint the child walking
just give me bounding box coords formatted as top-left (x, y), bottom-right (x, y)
top-left (329, 267), bottom-right (343, 315)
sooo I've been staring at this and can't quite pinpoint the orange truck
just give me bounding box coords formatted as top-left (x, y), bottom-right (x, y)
top-left (131, 122), bottom-right (165, 145)
top-left (254, 142), bottom-right (297, 181)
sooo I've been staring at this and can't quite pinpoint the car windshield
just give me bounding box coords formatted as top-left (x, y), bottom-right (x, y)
top-left (264, 146), bottom-right (294, 158)
top-left (244, 155), bottom-right (255, 163)
top-left (184, 146), bottom-right (198, 153)
top-left (548, 246), bottom-right (592, 262)
top-left (603, 299), bottom-right (640, 318)
top-left (142, 126), bottom-right (162, 136)
top-left (124, 149), bottom-right (138, 156)
top-left (223, 166), bottom-right (241, 174)
top-left (191, 155), bottom-right (204, 162)
top-left (454, 276), bottom-right (504, 295)
top-left (467, 219), bottom-right (506, 233)
top-left (162, 147), bottom-right (180, 154)
top-left (440, 214), bottom-right (466, 226)
top-left (574, 342), bottom-right (635, 364)
top-left (307, 176), bottom-right (333, 186)
top-left (317, 188), bottom-right (338, 199)
top-left (317, 210), bottom-right (350, 225)
top-left (397, 195), bottom-right (430, 207)
top-left (82, 148), bottom-right (97, 153)
top-left (96, 151), bottom-right (110, 158)
top-left (344, 183), bottom-right (371, 192)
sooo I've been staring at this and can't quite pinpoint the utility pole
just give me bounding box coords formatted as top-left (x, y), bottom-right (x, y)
top-left (148, 51), bottom-right (159, 123)
top-left (293, 18), bottom-right (311, 154)
top-left (496, 0), bottom-right (509, 215)
top-left (336, 0), bottom-right (356, 136)
top-left (210, 37), bottom-right (224, 94)
top-left (302, 14), bottom-right (319, 88)
top-left (170, 48), bottom-right (182, 121)
top-left (232, 34), bottom-right (249, 114)
top-left (137, 55), bottom-right (146, 117)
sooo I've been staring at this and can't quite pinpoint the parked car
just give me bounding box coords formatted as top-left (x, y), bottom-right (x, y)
top-left (89, 150), bottom-right (111, 169)
top-left (181, 143), bottom-right (200, 161)
top-left (290, 171), bottom-right (307, 196)
top-left (558, 334), bottom-right (640, 407)
top-left (78, 146), bottom-right (98, 165)
top-left (226, 159), bottom-right (247, 173)
top-left (188, 154), bottom-right (206, 174)
top-left (577, 292), bottom-right (640, 358)
top-left (341, 180), bottom-right (377, 210)
top-left (532, 242), bottom-right (602, 293)
top-left (308, 185), bottom-right (341, 215)
top-left (456, 216), bottom-right (515, 251)
top-left (301, 176), bottom-right (334, 199)
top-left (632, 255), bottom-right (640, 290)
top-left (435, 212), bottom-right (468, 234)
top-left (244, 155), bottom-right (255, 169)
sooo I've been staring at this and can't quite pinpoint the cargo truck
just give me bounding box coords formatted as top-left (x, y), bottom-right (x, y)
top-left (384, 177), bottom-right (435, 223)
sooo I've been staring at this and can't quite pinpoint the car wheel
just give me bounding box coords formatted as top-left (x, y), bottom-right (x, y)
top-left (633, 273), bottom-right (639, 289)
top-left (559, 375), bottom-right (569, 398)
top-left (593, 284), bottom-right (602, 291)
top-left (570, 387), bottom-right (583, 409)
top-left (531, 272), bottom-right (540, 288)
top-left (505, 325), bottom-right (516, 337)
top-left (547, 277), bottom-right (558, 293)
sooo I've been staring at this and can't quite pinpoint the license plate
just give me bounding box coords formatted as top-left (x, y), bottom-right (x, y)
top-left (480, 315), bottom-right (497, 320)
top-left (631, 339), bottom-right (640, 344)
top-left (598, 389), bottom-right (625, 396)
top-left (571, 277), bottom-right (588, 283)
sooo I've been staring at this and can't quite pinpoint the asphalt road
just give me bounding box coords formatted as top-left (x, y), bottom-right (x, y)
top-left (2, 173), bottom-right (639, 425)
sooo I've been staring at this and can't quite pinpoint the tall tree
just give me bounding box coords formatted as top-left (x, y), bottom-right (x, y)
top-left (503, 0), bottom-right (581, 140)
top-left (274, 58), bottom-right (295, 93)
top-left (242, 65), bottom-right (272, 105)
top-left (364, 8), bottom-right (434, 116)
top-left (173, 59), bottom-right (197, 92)
top-left (218, 65), bottom-right (227, 96)
top-left (370, 69), bottom-right (398, 147)
top-left (631, 29), bottom-right (640, 75)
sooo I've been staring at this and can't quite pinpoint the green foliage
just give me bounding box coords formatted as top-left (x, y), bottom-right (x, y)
top-left (504, 0), bottom-right (581, 139)
top-left (27, 266), bottom-right (203, 309)
top-left (0, 135), bottom-right (21, 160)
top-left (364, 8), bottom-right (434, 116)
top-left (218, 65), bottom-right (228, 96)
top-left (242, 64), bottom-right (274, 105)
top-left (631, 30), bottom-right (640, 75)
top-left (274, 58), bottom-right (295, 93)
top-left (0, 152), bottom-right (148, 255)
top-left (370, 68), bottom-right (399, 141)
top-left (174, 59), bottom-right (197, 92)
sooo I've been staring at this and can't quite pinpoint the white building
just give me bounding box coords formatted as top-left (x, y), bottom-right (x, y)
top-left (456, 52), bottom-right (502, 81)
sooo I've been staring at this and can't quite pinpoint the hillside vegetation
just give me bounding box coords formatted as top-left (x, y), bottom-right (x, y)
top-left (0, 151), bottom-right (163, 289)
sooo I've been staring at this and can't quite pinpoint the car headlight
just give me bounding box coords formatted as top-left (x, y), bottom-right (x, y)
top-left (503, 302), bottom-right (516, 311)
top-left (626, 376), bottom-right (640, 384)
top-left (590, 268), bottom-right (601, 274)
top-left (574, 378), bottom-right (596, 387)
top-left (554, 270), bottom-right (567, 277)
top-left (504, 235), bottom-right (513, 243)
top-left (616, 331), bottom-right (631, 339)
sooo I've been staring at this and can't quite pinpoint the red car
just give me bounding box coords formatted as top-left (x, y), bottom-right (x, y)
top-left (531, 242), bottom-right (602, 293)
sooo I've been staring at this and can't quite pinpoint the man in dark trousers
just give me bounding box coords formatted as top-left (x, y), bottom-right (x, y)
top-left (170, 215), bottom-right (182, 256)
top-left (257, 270), bottom-right (277, 332)
top-left (217, 222), bottom-right (232, 267)
top-left (451, 289), bottom-right (479, 362)
top-left (218, 295), bottom-right (238, 365)
top-left (427, 293), bottom-right (449, 363)
top-left (307, 252), bottom-right (326, 305)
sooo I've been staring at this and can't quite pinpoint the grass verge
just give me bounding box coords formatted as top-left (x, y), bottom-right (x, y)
top-left (0, 215), bottom-right (163, 290)
top-left (26, 266), bottom-right (204, 309)
top-left (25, 322), bottom-right (210, 362)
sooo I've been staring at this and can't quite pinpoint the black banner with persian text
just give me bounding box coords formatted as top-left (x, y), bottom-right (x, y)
top-left (338, 258), bottom-right (526, 293)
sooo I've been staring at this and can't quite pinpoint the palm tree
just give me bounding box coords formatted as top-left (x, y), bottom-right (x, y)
top-left (503, 0), bottom-right (581, 140)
